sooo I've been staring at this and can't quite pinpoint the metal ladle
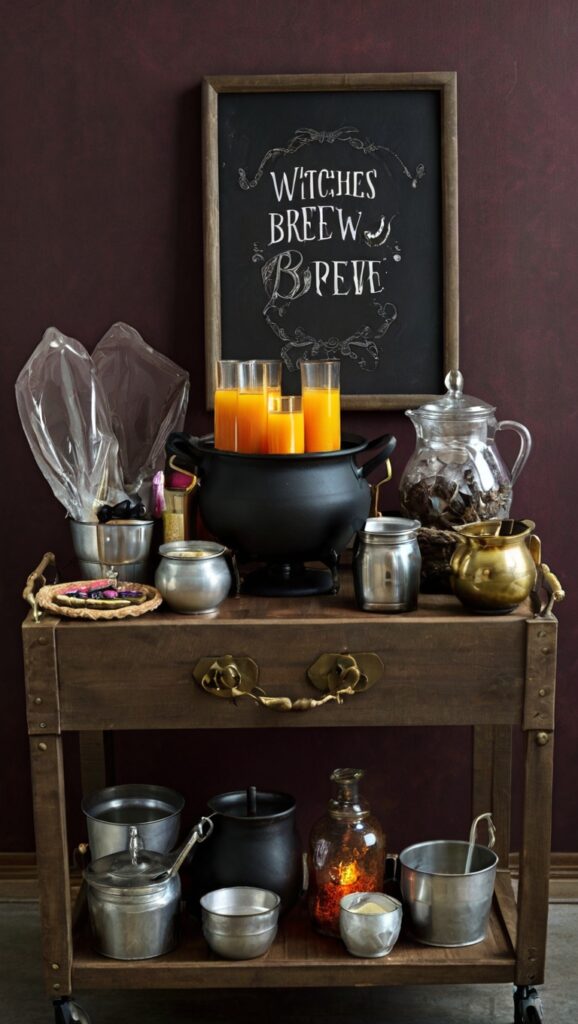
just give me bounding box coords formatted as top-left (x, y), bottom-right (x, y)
top-left (147, 815), bottom-right (214, 883)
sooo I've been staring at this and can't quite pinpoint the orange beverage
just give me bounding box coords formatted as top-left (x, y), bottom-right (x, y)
top-left (267, 396), bottom-right (304, 454)
top-left (302, 387), bottom-right (341, 452)
top-left (237, 390), bottom-right (269, 453)
top-left (301, 360), bottom-right (341, 452)
top-left (237, 361), bottom-right (269, 453)
top-left (214, 387), bottom-right (238, 450)
top-left (214, 360), bottom-right (239, 450)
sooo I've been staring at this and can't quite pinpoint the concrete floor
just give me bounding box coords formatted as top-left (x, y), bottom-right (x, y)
top-left (1, 902), bottom-right (576, 1023)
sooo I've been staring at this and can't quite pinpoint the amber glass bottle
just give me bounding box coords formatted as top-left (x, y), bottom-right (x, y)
top-left (307, 768), bottom-right (386, 937)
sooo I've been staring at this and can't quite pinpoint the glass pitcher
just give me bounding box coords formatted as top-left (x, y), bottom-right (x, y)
top-left (399, 371), bottom-right (532, 529)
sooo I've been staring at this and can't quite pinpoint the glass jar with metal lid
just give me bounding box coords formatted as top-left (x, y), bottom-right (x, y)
top-left (399, 370), bottom-right (532, 529)
top-left (353, 517), bottom-right (421, 613)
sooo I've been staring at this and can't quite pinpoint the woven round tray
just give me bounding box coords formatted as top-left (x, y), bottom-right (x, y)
top-left (36, 580), bottom-right (163, 620)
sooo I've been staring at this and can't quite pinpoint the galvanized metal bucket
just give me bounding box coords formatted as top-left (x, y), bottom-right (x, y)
top-left (399, 813), bottom-right (498, 947)
top-left (82, 784), bottom-right (184, 861)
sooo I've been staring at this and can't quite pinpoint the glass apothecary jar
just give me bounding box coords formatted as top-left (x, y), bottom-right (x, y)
top-left (307, 768), bottom-right (386, 937)
top-left (399, 371), bottom-right (532, 530)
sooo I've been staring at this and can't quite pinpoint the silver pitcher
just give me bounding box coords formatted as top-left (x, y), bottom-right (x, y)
top-left (84, 817), bottom-right (213, 960)
top-left (353, 517), bottom-right (421, 613)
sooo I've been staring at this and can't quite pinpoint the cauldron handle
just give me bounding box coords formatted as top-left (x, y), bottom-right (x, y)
top-left (355, 434), bottom-right (396, 479)
top-left (165, 432), bottom-right (207, 476)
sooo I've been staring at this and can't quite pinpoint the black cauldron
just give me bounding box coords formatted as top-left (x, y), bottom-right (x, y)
top-left (166, 431), bottom-right (396, 595)
top-left (188, 788), bottom-right (302, 914)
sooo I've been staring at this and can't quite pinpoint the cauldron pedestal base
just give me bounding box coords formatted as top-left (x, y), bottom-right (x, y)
top-left (242, 561), bottom-right (339, 597)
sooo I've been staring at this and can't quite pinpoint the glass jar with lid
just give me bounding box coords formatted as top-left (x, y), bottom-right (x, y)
top-left (399, 370), bottom-right (532, 529)
top-left (307, 768), bottom-right (386, 937)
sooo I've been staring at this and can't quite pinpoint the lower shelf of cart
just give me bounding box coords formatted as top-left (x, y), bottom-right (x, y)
top-left (72, 875), bottom-right (517, 989)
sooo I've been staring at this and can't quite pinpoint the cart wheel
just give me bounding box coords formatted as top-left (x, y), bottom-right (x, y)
top-left (53, 997), bottom-right (92, 1024)
top-left (513, 985), bottom-right (545, 1024)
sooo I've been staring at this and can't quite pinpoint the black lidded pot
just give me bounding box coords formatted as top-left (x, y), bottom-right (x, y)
top-left (166, 432), bottom-right (396, 593)
top-left (188, 787), bottom-right (302, 914)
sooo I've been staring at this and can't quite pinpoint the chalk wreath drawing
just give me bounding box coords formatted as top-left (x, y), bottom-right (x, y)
top-left (239, 126), bottom-right (425, 372)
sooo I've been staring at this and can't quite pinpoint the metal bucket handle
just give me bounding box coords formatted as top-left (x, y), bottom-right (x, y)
top-left (464, 812), bottom-right (496, 873)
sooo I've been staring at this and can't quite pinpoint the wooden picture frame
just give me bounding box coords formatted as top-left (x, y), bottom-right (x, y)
top-left (203, 73), bottom-right (458, 410)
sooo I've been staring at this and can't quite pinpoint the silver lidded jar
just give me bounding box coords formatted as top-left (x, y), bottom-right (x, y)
top-left (155, 540), bottom-right (234, 614)
top-left (84, 818), bottom-right (213, 960)
top-left (353, 517), bottom-right (421, 613)
top-left (84, 826), bottom-right (181, 960)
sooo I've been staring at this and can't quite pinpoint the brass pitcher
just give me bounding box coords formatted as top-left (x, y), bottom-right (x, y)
top-left (450, 519), bottom-right (539, 614)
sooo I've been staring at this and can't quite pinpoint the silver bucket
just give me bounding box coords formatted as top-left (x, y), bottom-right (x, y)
top-left (70, 519), bottom-right (154, 583)
top-left (399, 817), bottom-right (498, 947)
top-left (82, 784), bottom-right (184, 861)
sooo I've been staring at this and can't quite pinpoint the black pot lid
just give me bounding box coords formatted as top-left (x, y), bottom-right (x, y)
top-left (170, 431), bottom-right (375, 462)
top-left (208, 788), bottom-right (296, 820)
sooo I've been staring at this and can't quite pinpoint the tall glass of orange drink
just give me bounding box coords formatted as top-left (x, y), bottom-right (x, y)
top-left (237, 360), bottom-right (269, 454)
top-left (300, 360), bottom-right (341, 452)
top-left (214, 360), bottom-right (239, 451)
top-left (267, 396), bottom-right (304, 454)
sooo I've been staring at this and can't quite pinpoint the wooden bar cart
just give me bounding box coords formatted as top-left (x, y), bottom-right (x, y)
top-left (22, 554), bottom-right (563, 1024)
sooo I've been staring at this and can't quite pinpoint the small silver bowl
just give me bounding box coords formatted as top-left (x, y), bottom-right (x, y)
top-left (155, 541), bottom-right (233, 615)
top-left (339, 891), bottom-right (403, 958)
top-left (200, 886), bottom-right (280, 960)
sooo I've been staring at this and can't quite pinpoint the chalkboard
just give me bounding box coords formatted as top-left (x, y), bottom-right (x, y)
top-left (203, 74), bottom-right (458, 410)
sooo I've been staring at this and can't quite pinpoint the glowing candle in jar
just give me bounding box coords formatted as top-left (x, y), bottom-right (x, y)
top-left (214, 360), bottom-right (238, 451)
top-left (236, 360), bottom-right (269, 454)
top-left (267, 396), bottom-right (304, 454)
top-left (307, 768), bottom-right (385, 937)
top-left (300, 360), bottom-right (341, 453)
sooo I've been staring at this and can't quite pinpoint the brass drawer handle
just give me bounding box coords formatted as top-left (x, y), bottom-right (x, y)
top-left (192, 652), bottom-right (382, 713)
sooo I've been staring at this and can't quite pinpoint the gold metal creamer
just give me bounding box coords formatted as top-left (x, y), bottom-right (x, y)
top-left (450, 519), bottom-right (539, 614)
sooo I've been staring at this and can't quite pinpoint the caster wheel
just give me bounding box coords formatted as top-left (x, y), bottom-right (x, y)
top-left (514, 986), bottom-right (545, 1024)
top-left (53, 998), bottom-right (92, 1024)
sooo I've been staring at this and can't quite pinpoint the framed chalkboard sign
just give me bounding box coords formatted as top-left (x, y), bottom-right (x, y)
top-left (203, 73), bottom-right (458, 410)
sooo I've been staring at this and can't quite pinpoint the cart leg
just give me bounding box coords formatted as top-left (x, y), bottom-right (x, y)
top-left (53, 997), bottom-right (92, 1024)
top-left (513, 984), bottom-right (544, 1023)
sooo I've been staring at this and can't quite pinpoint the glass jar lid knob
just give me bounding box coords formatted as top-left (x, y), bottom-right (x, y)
top-left (445, 369), bottom-right (464, 399)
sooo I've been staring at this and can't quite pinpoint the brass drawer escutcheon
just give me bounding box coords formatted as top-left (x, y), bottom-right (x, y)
top-left (192, 652), bottom-right (383, 713)
top-left (307, 652), bottom-right (383, 694)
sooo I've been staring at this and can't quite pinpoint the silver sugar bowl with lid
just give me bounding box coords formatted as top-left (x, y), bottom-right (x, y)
top-left (155, 540), bottom-right (237, 614)
top-left (353, 517), bottom-right (421, 613)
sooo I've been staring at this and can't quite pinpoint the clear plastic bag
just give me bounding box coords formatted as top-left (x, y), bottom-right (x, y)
top-left (92, 323), bottom-right (189, 506)
top-left (15, 327), bottom-right (130, 522)
top-left (16, 323), bottom-right (190, 522)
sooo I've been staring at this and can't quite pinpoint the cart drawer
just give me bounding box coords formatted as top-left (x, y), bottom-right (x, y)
top-left (54, 616), bottom-right (526, 730)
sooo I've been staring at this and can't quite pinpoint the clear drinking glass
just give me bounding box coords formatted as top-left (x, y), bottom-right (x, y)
top-left (267, 396), bottom-right (304, 454)
top-left (214, 360), bottom-right (239, 451)
top-left (237, 361), bottom-right (269, 454)
top-left (254, 359), bottom-right (282, 397)
top-left (300, 360), bottom-right (341, 453)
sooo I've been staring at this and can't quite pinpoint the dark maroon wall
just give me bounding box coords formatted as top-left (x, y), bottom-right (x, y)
top-left (2, 1), bottom-right (577, 853)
